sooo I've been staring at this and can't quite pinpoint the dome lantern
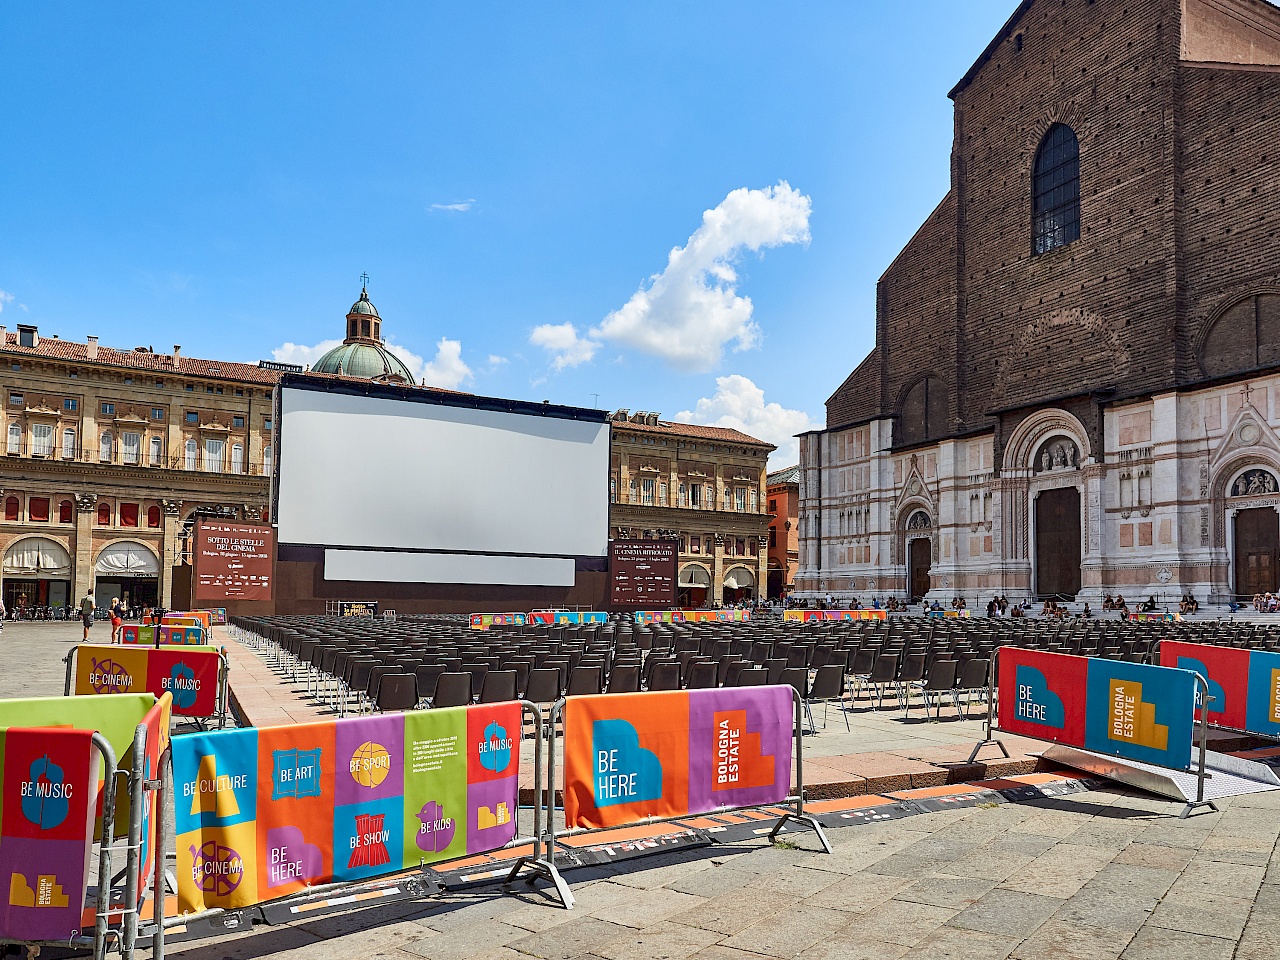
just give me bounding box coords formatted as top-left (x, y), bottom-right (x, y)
top-left (312, 285), bottom-right (416, 384)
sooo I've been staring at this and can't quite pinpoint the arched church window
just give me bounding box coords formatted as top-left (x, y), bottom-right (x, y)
top-left (1198, 294), bottom-right (1280, 378)
top-left (897, 376), bottom-right (949, 446)
top-left (1032, 124), bottom-right (1080, 255)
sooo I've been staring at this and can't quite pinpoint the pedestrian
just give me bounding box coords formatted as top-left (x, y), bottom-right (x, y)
top-left (80, 590), bottom-right (95, 641)
top-left (0, 594), bottom-right (6, 633)
top-left (110, 596), bottom-right (124, 643)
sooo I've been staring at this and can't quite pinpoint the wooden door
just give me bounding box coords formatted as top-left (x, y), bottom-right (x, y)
top-left (1235, 508), bottom-right (1280, 597)
top-left (908, 537), bottom-right (931, 601)
top-left (1035, 487), bottom-right (1081, 599)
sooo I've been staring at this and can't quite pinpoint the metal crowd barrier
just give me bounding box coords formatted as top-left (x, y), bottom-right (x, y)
top-left (62, 644), bottom-right (232, 730)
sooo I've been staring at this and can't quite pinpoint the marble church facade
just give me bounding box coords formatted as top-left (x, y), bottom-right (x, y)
top-left (796, 0), bottom-right (1280, 604)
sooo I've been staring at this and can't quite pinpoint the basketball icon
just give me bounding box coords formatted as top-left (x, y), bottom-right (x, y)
top-left (348, 741), bottom-right (391, 788)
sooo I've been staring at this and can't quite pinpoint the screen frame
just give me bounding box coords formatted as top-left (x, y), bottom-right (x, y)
top-left (270, 373), bottom-right (611, 562)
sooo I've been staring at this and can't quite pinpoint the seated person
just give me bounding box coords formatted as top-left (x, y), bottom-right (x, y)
top-left (1082, 602), bottom-right (1093, 618)
top-left (1141, 595), bottom-right (1158, 612)
top-left (1102, 594), bottom-right (1115, 611)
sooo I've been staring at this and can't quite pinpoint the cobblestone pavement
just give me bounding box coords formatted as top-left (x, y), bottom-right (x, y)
top-left (164, 784), bottom-right (1280, 960)
top-left (0, 619), bottom-right (91, 698)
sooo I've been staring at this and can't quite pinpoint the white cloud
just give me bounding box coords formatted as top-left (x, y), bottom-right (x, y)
top-left (272, 339), bottom-right (342, 369)
top-left (593, 182), bottom-right (811, 372)
top-left (415, 338), bottom-right (473, 390)
top-left (430, 199), bottom-right (476, 212)
top-left (675, 375), bottom-right (817, 469)
top-left (0, 289), bottom-right (13, 313)
top-left (529, 322), bottom-right (600, 370)
top-left (487, 354), bottom-right (509, 367)
top-left (271, 337), bottom-right (473, 390)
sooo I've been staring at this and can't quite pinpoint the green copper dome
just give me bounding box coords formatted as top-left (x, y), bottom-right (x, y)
top-left (311, 286), bottom-right (416, 383)
top-left (312, 341), bottom-right (415, 382)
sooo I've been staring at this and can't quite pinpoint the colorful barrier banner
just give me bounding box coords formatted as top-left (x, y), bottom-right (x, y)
top-left (1129, 612), bottom-right (1179, 623)
top-left (633, 611), bottom-right (685, 624)
top-left (165, 611), bottom-right (213, 629)
top-left (122, 624), bottom-right (207, 646)
top-left (172, 701), bottom-right (521, 912)
top-left (1159, 641), bottom-right (1280, 737)
top-left (200, 608), bottom-right (228, 626)
top-left (998, 648), bottom-right (1197, 771)
top-left (0, 727), bottom-right (99, 941)
top-left (781, 610), bottom-right (888, 622)
top-left (528, 611), bottom-right (609, 625)
top-left (469, 613), bottom-right (527, 630)
top-left (73, 645), bottom-right (221, 719)
top-left (562, 686), bottom-right (793, 830)
top-left (0, 695), bottom-right (159, 839)
top-left (682, 610), bottom-right (752, 623)
top-left (926, 609), bottom-right (972, 618)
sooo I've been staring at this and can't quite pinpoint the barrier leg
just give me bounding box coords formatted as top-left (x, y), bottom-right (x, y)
top-left (64, 647), bottom-right (76, 696)
top-left (770, 690), bottom-right (832, 854)
top-left (967, 651), bottom-right (1009, 764)
top-left (1181, 675), bottom-right (1220, 819)
top-left (503, 700), bottom-right (575, 909)
top-left (151, 746), bottom-right (171, 960)
top-left (91, 733), bottom-right (119, 960)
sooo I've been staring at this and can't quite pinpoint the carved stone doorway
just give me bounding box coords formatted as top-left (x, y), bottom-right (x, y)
top-left (1235, 508), bottom-right (1279, 597)
top-left (908, 537), bottom-right (931, 602)
top-left (1035, 487), bottom-right (1081, 599)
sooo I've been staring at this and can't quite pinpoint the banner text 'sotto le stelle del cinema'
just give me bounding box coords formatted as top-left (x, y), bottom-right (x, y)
top-left (563, 686), bottom-right (793, 829)
top-left (998, 648), bottom-right (1198, 770)
top-left (1160, 640), bottom-right (1280, 737)
top-left (172, 702), bottom-right (521, 911)
top-left (194, 521), bottom-right (273, 603)
top-left (74, 644), bottom-right (221, 719)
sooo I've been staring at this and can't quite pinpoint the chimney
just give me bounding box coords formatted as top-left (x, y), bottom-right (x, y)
top-left (0, 325), bottom-right (6, 347)
top-left (173, 345), bottom-right (182, 369)
top-left (86, 335), bottom-right (98, 360)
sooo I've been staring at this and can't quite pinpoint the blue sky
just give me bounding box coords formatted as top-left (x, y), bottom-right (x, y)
top-left (0, 2), bottom-right (1016, 466)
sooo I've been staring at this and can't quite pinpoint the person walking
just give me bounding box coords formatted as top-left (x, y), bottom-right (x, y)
top-left (109, 596), bottom-right (123, 643)
top-left (80, 590), bottom-right (95, 641)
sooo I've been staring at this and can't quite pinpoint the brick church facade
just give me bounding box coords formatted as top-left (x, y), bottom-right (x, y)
top-left (796, 0), bottom-right (1280, 604)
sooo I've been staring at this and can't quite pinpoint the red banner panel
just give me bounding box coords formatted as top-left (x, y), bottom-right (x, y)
top-left (194, 521), bottom-right (274, 602)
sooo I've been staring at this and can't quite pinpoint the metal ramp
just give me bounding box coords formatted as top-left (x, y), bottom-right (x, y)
top-left (1041, 743), bottom-right (1280, 811)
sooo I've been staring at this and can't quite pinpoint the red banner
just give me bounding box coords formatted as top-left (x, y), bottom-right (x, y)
top-left (194, 521), bottom-right (273, 602)
top-left (0, 728), bottom-right (98, 941)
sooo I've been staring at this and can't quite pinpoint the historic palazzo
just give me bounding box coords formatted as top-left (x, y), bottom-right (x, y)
top-left (797, 0), bottom-right (1280, 605)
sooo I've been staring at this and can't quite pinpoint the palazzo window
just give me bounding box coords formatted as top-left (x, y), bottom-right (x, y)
top-left (735, 487), bottom-right (747, 512)
top-left (3, 497), bottom-right (18, 521)
top-left (28, 498), bottom-right (48, 523)
top-left (231, 443), bottom-right (244, 474)
top-left (99, 432), bottom-right (113, 463)
top-left (203, 438), bottom-right (225, 473)
top-left (59, 500), bottom-right (72, 523)
top-left (1032, 123), bottom-right (1081, 255)
top-left (150, 436), bottom-right (163, 466)
top-left (96, 502), bottom-right (111, 526)
top-left (121, 431), bottom-right (141, 465)
top-left (7, 423), bottom-right (19, 454)
top-left (120, 503), bottom-right (139, 528)
top-left (642, 477), bottom-right (655, 505)
top-left (62, 428), bottom-right (76, 460)
top-left (30, 423), bottom-right (53, 457)
top-left (147, 505), bottom-right (161, 528)
top-left (184, 439), bottom-right (198, 471)
top-left (264, 444), bottom-right (272, 476)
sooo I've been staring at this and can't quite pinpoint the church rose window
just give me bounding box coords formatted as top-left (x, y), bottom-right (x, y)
top-left (1032, 124), bottom-right (1081, 255)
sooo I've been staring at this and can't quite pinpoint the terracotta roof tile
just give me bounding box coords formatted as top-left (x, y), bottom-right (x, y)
top-left (0, 332), bottom-right (284, 385)
top-left (611, 416), bottom-right (773, 448)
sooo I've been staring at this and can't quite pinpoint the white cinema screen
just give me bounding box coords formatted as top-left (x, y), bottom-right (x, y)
top-left (272, 378), bottom-right (609, 585)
